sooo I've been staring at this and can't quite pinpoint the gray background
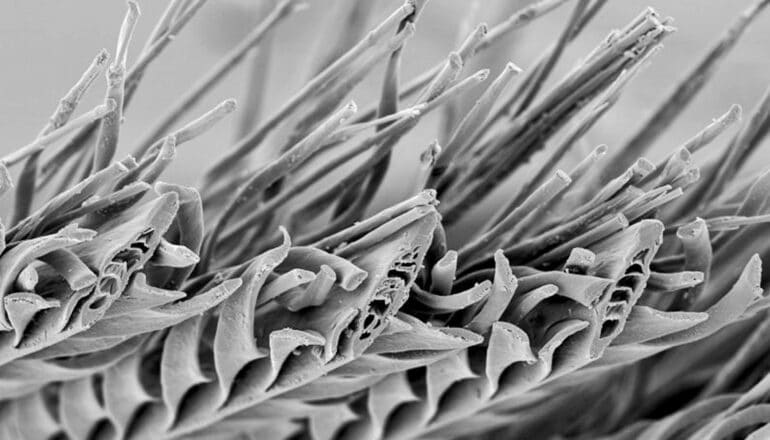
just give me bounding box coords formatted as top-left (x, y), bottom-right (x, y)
top-left (1, 0), bottom-right (768, 214)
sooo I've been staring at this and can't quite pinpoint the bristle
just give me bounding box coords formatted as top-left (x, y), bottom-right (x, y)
top-left (141, 0), bottom-right (189, 53)
top-left (512, 0), bottom-right (591, 115)
top-left (204, 1), bottom-right (415, 185)
top-left (91, 2), bottom-right (140, 172)
top-left (37, 0), bottom-right (209, 190)
top-left (431, 62), bottom-right (521, 185)
top-left (705, 86), bottom-right (770, 201)
top-left (134, 98), bottom-right (237, 158)
top-left (608, 0), bottom-right (770, 176)
top-left (481, 0), bottom-right (575, 52)
top-left (13, 49), bottom-right (110, 223)
top-left (127, 0), bottom-right (210, 102)
top-left (3, 101), bottom-right (116, 167)
top-left (683, 104), bottom-right (743, 154)
top-left (235, 2), bottom-right (276, 139)
top-left (135, 0), bottom-right (296, 156)
top-left (202, 101), bottom-right (358, 268)
top-left (460, 170), bottom-right (572, 263)
top-left (4, 2), bottom-right (770, 440)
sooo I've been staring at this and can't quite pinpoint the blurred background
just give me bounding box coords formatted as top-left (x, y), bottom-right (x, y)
top-left (0, 0), bottom-right (768, 226)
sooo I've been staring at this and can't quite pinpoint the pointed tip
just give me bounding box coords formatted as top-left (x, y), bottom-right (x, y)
top-left (222, 99), bottom-right (238, 113)
top-left (594, 144), bottom-right (608, 156)
top-left (277, 226), bottom-right (292, 248)
top-left (616, 213), bottom-right (630, 228)
top-left (400, 21), bottom-right (417, 38)
top-left (418, 189), bottom-right (438, 205)
top-left (0, 161), bottom-right (13, 192)
top-left (103, 98), bottom-right (118, 113)
top-left (555, 169), bottom-right (572, 184)
top-left (448, 52), bottom-right (463, 69)
top-left (749, 253), bottom-right (762, 269)
top-left (96, 48), bottom-right (110, 65)
top-left (127, 0), bottom-right (140, 16)
top-left (677, 217), bottom-right (707, 240)
top-left (691, 271), bottom-right (705, 284)
top-left (289, 0), bottom-right (310, 12)
top-left (505, 61), bottom-right (523, 74)
top-left (745, 253), bottom-right (763, 289)
top-left (636, 218), bottom-right (665, 244)
top-left (493, 248), bottom-right (511, 268)
top-left (635, 157), bottom-right (656, 174)
top-left (343, 101), bottom-right (358, 116)
top-left (727, 104), bottom-right (743, 123)
top-left (161, 134), bottom-right (178, 154)
top-left (114, 1), bottom-right (141, 68)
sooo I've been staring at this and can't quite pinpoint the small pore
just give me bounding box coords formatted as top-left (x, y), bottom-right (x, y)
top-left (89, 296), bottom-right (108, 310)
top-left (387, 268), bottom-right (412, 285)
top-left (626, 263), bottom-right (644, 275)
top-left (369, 298), bottom-right (390, 316)
top-left (114, 248), bottom-right (142, 269)
top-left (600, 319), bottom-right (620, 338)
top-left (633, 249), bottom-right (649, 262)
top-left (98, 277), bottom-right (120, 296)
top-left (610, 288), bottom-right (631, 303)
top-left (606, 302), bottom-right (625, 317)
top-left (617, 275), bottom-right (640, 291)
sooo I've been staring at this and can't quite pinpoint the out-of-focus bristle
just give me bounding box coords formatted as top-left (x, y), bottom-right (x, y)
top-left (513, 0), bottom-right (591, 116)
top-left (4, 2), bottom-right (770, 439)
top-left (147, 2), bottom-right (188, 49)
top-left (460, 170), bottom-right (572, 264)
top-left (608, 0), bottom-right (770, 177)
top-left (202, 101), bottom-right (358, 268)
top-left (235, 1), bottom-right (277, 139)
top-left (480, 0), bottom-right (575, 52)
top-left (204, 0), bottom-right (415, 185)
top-left (136, 0), bottom-right (296, 158)
top-left (306, 1), bottom-right (375, 76)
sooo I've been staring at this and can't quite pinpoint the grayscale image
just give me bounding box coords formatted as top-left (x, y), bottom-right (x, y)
top-left (0, 1), bottom-right (769, 439)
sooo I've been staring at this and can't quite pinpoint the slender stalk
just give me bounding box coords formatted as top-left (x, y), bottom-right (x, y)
top-left (135, 98), bottom-right (237, 159)
top-left (93, 1), bottom-right (141, 172)
top-left (459, 170), bottom-right (572, 264)
top-left (607, 0), bottom-right (770, 176)
top-left (430, 62), bottom-right (521, 186)
top-left (235, 1), bottom-right (276, 139)
top-left (203, 1), bottom-right (416, 184)
top-left (12, 49), bottom-right (108, 223)
top-left (3, 101), bottom-right (116, 167)
top-left (135, 0), bottom-right (297, 155)
top-left (202, 102), bottom-right (357, 269)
